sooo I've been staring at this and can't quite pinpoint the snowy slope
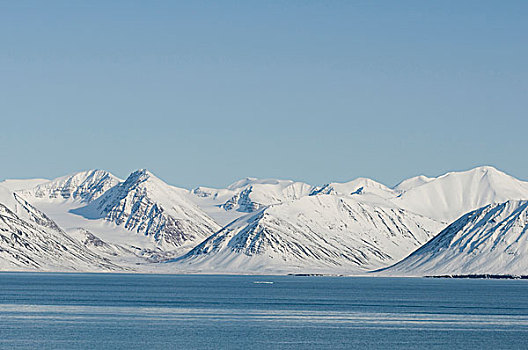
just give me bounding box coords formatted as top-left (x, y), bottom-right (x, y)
top-left (393, 175), bottom-right (433, 192)
top-left (64, 227), bottom-right (164, 266)
top-left (0, 178), bottom-right (49, 191)
top-left (0, 186), bottom-right (119, 271)
top-left (191, 177), bottom-right (315, 225)
top-left (382, 200), bottom-right (528, 276)
top-left (19, 169), bottom-right (121, 203)
top-left (311, 178), bottom-right (395, 198)
top-left (13, 171), bottom-right (174, 261)
top-left (2, 165), bottom-right (527, 274)
top-left (394, 166), bottom-right (528, 223)
top-left (72, 169), bottom-right (221, 250)
top-left (68, 228), bottom-right (134, 257)
top-left (173, 194), bottom-right (443, 274)
top-left (191, 166), bottom-right (528, 227)
top-left (310, 177), bottom-right (399, 209)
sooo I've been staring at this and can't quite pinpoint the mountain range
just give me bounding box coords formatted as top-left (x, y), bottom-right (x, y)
top-left (1, 165), bottom-right (527, 275)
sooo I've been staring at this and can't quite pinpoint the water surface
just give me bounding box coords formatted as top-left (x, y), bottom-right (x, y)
top-left (0, 273), bottom-right (527, 349)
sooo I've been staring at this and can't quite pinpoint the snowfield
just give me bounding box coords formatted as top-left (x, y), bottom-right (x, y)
top-left (1, 165), bottom-right (527, 275)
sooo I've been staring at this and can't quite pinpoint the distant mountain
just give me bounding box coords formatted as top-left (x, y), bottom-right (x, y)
top-left (19, 169), bottom-right (121, 203)
top-left (0, 185), bottom-right (119, 271)
top-left (310, 178), bottom-right (395, 198)
top-left (174, 194), bottom-right (443, 273)
top-left (382, 200), bottom-right (528, 276)
top-left (393, 175), bottom-right (433, 192)
top-left (394, 166), bottom-right (528, 222)
top-left (191, 177), bottom-right (315, 225)
top-left (72, 169), bottom-right (221, 249)
top-left (1, 165), bottom-right (527, 274)
top-left (192, 166), bottom-right (528, 228)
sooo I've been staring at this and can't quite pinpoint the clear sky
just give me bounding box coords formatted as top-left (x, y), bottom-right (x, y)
top-left (1, 1), bottom-right (527, 188)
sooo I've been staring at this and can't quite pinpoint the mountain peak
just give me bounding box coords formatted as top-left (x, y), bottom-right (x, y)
top-left (122, 169), bottom-right (167, 190)
top-left (346, 177), bottom-right (391, 191)
top-left (394, 166), bottom-right (506, 193)
top-left (310, 177), bottom-right (394, 199)
top-left (393, 175), bottom-right (433, 192)
top-left (226, 177), bottom-right (280, 190)
top-left (382, 200), bottom-right (528, 276)
top-left (177, 193), bottom-right (443, 273)
top-left (472, 165), bottom-right (501, 172)
top-left (126, 168), bottom-right (151, 182)
top-left (393, 166), bottom-right (528, 222)
top-left (72, 169), bottom-right (220, 249)
top-left (19, 169), bottom-right (121, 202)
top-left (439, 165), bottom-right (507, 180)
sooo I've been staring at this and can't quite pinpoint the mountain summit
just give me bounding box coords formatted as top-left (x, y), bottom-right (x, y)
top-left (394, 166), bottom-right (528, 222)
top-left (72, 169), bottom-right (220, 249)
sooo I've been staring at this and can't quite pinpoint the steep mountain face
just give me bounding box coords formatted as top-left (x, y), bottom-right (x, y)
top-left (382, 200), bottom-right (528, 276)
top-left (174, 194), bottom-right (443, 273)
top-left (72, 170), bottom-right (221, 249)
top-left (0, 186), bottom-right (118, 271)
top-left (19, 170), bottom-right (121, 203)
top-left (394, 166), bottom-right (528, 223)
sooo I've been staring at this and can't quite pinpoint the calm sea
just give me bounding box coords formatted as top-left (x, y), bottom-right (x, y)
top-left (0, 273), bottom-right (527, 349)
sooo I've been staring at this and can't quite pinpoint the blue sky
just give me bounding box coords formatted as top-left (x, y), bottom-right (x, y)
top-left (1, 1), bottom-right (527, 188)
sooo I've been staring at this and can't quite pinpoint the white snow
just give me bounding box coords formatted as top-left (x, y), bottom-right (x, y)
top-left (381, 200), bottom-right (528, 276)
top-left (70, 169), bottom-right (221, 250)
top-left (1, 165), bottom-right (528, 274)
top-left (19, 169), bottom-right (121, 202)
top-left (0, 178), bottom-right (49, 191)
top-left (393, 175), bottom-right (433, 192)
top-left (191, 177), bottom-right (315, 226)
top-left (0, 187), bottom-right (120, 272)
top-left (394, 166), bottom-right (528, 223)
top-left (173, 194), bottom-right (443, 273)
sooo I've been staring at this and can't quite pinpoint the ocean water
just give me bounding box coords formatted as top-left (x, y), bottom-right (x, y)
top-left (0, 273), bottom-right (527, 349)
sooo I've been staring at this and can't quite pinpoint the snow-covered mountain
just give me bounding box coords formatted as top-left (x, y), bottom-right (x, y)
top-left (19, 169), bottom-right (121, 203)
top-left (1, 165), bottom-right (527, 274)
top-left (72, 169), bottom-right (221, 250)
top-left (302, 166), bottom-right (528, 226)
top-left (191, 177), bottom-right (315, 225)
top-left (173, 194), bottom-right (443, 273)
top-left (309, 178), bottom-right (399, 210)
top-left (0, 185), bottom-right (119, 271)
top-left (382, 200), bottom-right (528, 276)
top-left (394, 166), bottom-right (528, 223)
top-left (310, 178), bottom-right (395, 198)
top-left (393, 175), bottom-right (433, 192)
